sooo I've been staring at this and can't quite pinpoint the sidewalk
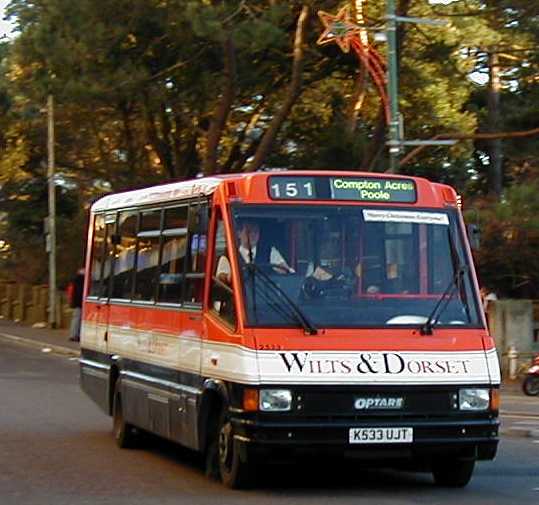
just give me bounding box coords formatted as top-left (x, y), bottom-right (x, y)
top-left (0, 318), bottom-right (80, 357)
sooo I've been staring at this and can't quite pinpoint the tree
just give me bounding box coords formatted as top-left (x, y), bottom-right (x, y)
top-left (472, 182), bottom-right (539, 298)
top-left (0, 0), bottom-right (537, 295)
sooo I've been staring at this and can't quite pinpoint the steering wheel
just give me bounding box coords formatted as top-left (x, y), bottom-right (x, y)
top-left (301, 271), bottom-right (354, 300)
top-left (301, 276), bottom-right (324, 299)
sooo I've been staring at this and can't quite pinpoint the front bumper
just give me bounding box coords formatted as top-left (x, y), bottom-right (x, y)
top-left (231, 415), bottom-right (499, 461)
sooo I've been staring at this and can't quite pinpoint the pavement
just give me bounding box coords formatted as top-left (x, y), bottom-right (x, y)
top-left (0, 317), bottom-right (538, 439)
top-left (0, 318), bottom-right (80, 357)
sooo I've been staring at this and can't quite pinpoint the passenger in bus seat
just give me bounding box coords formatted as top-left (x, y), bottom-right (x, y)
top-left (216, 255), bottom-right (232, 285)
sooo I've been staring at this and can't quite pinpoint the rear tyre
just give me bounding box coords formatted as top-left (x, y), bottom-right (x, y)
top-left (432, 458), bottom-right (475, 487)
top-left (217, 409), bottom-right (254, 489)
top-left (112, 382), bottom-right (138, 449)
top-left (522, 376), bottom-right (539, 396)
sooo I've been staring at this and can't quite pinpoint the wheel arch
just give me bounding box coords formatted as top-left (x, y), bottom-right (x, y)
top-left (198, 379), bottom-right (229, 452)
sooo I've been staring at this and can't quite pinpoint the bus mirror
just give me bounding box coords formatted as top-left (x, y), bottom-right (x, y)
top-left (467, 224), bottom-right (481, 250)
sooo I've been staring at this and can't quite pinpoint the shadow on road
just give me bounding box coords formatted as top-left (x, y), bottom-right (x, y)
top-left (135, 432), bottom-right (438, 492)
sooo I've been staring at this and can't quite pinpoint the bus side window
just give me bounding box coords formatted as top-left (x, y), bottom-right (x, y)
top-left (89, 214), bottom-right (106, 297)
top-left (158, 206), bottom-right (188, 304)
top-left (184, 203), bottom-right (209, 306)
top-left (111, 211), bottom-right (138, 299)
top-left (210, 210), bottom-right (236, 327)
top-left (133, 209), bottom-right (162, 301)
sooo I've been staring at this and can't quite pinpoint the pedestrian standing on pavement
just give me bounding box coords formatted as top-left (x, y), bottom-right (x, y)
top-left (67, 268), bottom-right (85, 342)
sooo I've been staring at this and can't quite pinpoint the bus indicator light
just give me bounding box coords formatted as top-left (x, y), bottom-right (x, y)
top-left (243, 389), bottom-right (259, 412)
top-left (490, 389), bottom-right (500, 412)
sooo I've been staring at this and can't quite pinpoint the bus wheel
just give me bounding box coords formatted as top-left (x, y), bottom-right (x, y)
top-left (112, 383), bottom-right (137, 449)
top-left (432, 457), bottom-right (475, 487)
top-left (217, 409), bottom-right (253, 488)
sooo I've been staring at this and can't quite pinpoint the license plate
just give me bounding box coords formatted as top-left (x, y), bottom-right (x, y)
top-left (349, 427), bottom-right (413, 444)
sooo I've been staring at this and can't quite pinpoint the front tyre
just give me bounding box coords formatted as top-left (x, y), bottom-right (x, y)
top-left (217, 409), bottom-right (253, 489)
top-left (432, 458), bottom-right (475, 487)
top-left (522, 376), bottom-right (539, 396)
top-left (112, 382), bottom-right (138, 449)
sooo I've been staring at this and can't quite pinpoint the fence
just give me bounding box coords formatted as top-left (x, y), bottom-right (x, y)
top-left (0, 282), bottom-right (73, 329)
top-left (487, 299), bottom-right (539, 378)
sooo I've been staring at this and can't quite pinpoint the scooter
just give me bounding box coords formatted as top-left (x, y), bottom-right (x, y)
top-left (522, 354), bottom-right (539, 396)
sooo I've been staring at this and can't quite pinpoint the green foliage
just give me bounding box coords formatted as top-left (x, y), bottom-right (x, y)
top-left (0, 0), bottom-right (537, 296)
top-left (0, 176), bottom-right (82, 283)
top-left (472, 183), bottom-right (539, 298)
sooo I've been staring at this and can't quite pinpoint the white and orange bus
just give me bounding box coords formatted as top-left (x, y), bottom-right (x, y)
top-left (80, 171), bottom-right (500, 488)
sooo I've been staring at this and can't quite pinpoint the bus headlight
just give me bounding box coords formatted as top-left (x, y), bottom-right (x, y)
top-left (260, 389), bottom-right (292, 412)
top-left (459, 388), bottom-right (490, 411)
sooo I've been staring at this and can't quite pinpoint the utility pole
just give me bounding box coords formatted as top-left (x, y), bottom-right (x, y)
top-left (47, 94), bottom-right (57, 328)
top-left (384, 3), bottom-right (451, 173)
top-left (386, 0), bottom-right (400, 173)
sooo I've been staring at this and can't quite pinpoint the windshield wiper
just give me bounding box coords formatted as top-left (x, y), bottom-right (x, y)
top-left (421, 226), bottom-right (470, 335)
top-left (420, 266), bottom-right (467, 335)
top-left (245, 263), bottom-right (318, 335)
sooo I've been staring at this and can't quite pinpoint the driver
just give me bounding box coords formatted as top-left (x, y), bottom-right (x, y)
top-left (237, 220), bottom-right (294, 273)
top-left (216, 220), bottom-right (294, 284)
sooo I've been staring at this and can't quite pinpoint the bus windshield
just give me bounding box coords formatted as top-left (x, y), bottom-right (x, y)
top-left (231, 205), bottom-right (481, 329)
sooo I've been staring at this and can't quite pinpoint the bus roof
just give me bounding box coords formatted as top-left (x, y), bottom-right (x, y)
top-left (91, 171), bottom-right (454, 212)
top-left (91, 176), bottom-right (227, 212)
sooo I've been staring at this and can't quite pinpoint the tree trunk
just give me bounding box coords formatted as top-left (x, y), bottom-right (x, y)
top-left (203, 35), bottom-right (237, 175)
top-left (119, 101), bottom-right (138, 180)
top-left (222, 107), bottom-right (263, 173)
top-left (346, 66), bottom-right (368, 136)
top-left (179, 130), bottom-right (201, 180)
top-left (159, 104), bottom-right (176, 179)
top-left (360, 107), bottom-right (387, 170)
top-left (247, 5), bottom-right (309, 172)
top-left (487, 50), bottom-right (503, 198)
top-left (142, 93), bottom-right (175, 180)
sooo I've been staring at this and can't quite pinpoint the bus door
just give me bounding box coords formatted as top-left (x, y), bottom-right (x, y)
top-left (85, 213), bottom-right (112, 353)
top-left (95, 213), bottom-right (116, 353)
top-left (204, 207), bottom-right (244, 377)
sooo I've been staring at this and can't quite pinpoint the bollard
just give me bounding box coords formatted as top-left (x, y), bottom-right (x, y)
top-left (508, 345), bottom-right (518, 380)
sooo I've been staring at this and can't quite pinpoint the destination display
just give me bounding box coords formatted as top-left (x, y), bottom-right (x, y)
top-left (268, 175), bottom-right (417, 203)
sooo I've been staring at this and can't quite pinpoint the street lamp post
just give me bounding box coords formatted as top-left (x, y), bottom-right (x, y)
top-left (316, 3), bottom-right (452, 174)
top-left (47, 94), bottom-right (57, 328)
top-left (386, 0), bottom-right (400, 173)
top-left (385, 3), bottom-right (451, 173)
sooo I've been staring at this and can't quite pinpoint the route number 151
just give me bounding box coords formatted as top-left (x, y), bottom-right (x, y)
top-left (269, 177), bottom-right (316, 200)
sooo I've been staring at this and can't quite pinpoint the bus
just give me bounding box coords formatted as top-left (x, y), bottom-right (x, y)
top-left (80, 171), bottom-right (500, 488)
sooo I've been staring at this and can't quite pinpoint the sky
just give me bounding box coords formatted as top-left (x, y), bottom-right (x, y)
top-left (0, 0), bottom-right (13, 40)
